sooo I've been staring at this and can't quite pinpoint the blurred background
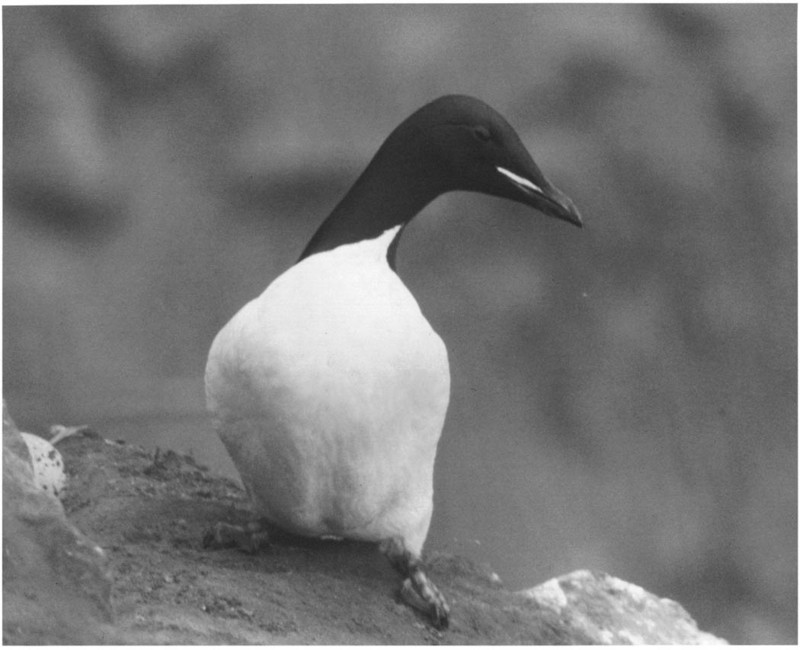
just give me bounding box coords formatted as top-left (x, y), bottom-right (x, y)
top-left (3, 5), bottom-right (796, 643)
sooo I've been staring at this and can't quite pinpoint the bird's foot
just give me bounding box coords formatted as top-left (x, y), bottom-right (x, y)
top-left (380, 537), bottom-right (450, 629)
top-left (202, 519), bottom-right (270, 554)
top-left (400, 572), bottom-right (450, 629)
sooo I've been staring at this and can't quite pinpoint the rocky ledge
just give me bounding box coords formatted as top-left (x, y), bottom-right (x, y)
top-left (3, 406), bottom-right (726, 644)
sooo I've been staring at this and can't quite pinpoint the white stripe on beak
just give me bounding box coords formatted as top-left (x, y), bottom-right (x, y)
top-left (496, 166), bottom-right (543, 195)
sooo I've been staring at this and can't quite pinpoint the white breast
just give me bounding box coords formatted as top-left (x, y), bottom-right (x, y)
top-left (205, 226), bottom-right (450, 553)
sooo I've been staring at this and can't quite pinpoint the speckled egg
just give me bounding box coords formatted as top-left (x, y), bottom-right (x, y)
top-left (19, 432), bottom-right (66, 499)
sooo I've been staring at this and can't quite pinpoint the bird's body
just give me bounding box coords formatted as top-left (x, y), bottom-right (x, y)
top-left (206, 225), bottom-right (448, 554)
top-left (205, 95), bottom-right (581, 628)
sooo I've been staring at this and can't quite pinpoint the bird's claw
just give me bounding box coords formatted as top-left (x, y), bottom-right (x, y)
top-left (381, 536), bottom-right (450, 629)
top-left (401, 575), bottom-right (450, 629)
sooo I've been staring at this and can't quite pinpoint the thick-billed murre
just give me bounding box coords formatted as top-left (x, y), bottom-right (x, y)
top-left (205, 95), bottom-right (582, 629)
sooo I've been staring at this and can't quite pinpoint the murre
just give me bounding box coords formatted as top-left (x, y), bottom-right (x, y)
top-left (205, 95), bottom-right (582, 629)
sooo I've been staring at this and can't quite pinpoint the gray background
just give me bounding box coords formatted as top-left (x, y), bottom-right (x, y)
top-left (3, 5), bottom-right (796, 643)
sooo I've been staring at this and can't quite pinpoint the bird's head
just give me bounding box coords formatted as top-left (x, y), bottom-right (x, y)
top-left (406, 95), bottom-right (583, 227)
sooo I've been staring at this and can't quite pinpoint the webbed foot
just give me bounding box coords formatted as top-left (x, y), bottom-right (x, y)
top-left (202, 519), bottom-right (271, 553)
top-left (380, 537), bottom-right (450, 629)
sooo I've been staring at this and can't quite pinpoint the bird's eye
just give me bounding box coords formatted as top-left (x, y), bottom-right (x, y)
top-left (473, 126), bottom-right (492, 142)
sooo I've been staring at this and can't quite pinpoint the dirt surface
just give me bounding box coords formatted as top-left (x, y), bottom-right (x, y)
top-left (47, 434), bottom-right (578, 644)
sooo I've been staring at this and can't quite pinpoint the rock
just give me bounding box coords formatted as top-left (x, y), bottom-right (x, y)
top-left (19, 431), bottom-right (66, 499)
top-left (2, 403), bottom-right (113, 644)
top-left (518, 570), bottom-right (728, 644)
top-left (3, 410), bottom-right (727, 644)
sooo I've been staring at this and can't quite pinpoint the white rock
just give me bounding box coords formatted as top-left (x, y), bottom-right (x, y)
top-left (20, 432), bottom-right (66, 499)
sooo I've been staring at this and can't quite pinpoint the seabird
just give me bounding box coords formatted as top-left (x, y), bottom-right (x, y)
top-left (205, 95), bottom-right (582, 628)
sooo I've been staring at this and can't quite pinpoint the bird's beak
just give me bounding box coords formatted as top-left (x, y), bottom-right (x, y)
top-left (496, 166), bottom-right (583, 228)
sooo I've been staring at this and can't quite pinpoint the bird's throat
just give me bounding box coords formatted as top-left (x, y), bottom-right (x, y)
top-left (298, 136), bottom-right (446, 263)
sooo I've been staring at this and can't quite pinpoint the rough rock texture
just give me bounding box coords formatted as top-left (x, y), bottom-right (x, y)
top-left (3, 416), bottom-right (727, 644)
top-left (2, 405), bottom-right (113, 644)
top-left (519, 571), bottom-right (727, 645)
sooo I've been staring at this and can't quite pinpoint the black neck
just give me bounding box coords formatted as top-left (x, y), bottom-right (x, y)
top-left (297, 128), bottom-right (447, 265)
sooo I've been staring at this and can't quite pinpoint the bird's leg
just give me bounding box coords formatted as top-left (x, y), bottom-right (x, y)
top-left (380, 537), bottom-right (449, 629)
top-left (202, 518), bottom-right (271, 554)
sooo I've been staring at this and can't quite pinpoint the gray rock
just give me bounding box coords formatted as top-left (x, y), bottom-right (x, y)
top-left (3, 410), bottom-right (729, 644)
top-left (518, 569), bottom-right (728, 644)
top-left (2, 402), bottom-right (114, 644)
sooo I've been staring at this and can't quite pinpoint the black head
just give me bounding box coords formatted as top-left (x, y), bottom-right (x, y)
top-left (298, 95), bottom-right (581, 263)
top-left (395, 95), bottom-right (582, 227)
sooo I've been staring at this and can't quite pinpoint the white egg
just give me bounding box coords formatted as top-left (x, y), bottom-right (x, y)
top-left (19, 431), bottom-right (66, 499)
